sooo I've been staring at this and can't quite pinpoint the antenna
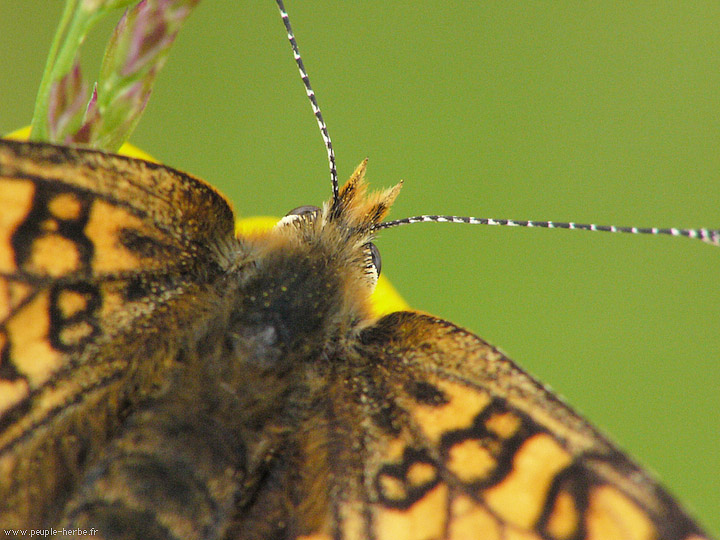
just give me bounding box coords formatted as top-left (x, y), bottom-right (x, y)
top-left (273, 3), bottom-right (718, 248)
top-left (375, 215), bottom-right (720, 246)
top-left (275, 0), bottom-right (339, 202)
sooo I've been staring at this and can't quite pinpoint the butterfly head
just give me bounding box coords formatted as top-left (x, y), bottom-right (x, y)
top-left (275, 158), bottom-right (400, 294)
top-left (235, 160), bottom-right (401, 356)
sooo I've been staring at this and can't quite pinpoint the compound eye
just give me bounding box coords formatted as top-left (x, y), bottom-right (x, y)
top-left (286, 205), bottom-right (320, 217)
top-left (365, 242), bottom-right (381, 277)
top-left (276, 205), bottom-right (321, 228)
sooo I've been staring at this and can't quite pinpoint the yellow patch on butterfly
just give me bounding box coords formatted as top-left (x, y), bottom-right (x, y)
top-left (448, 495), bottom-right (503, 540)
top-left (545, 490), bottom-right (580, 540)
top-left (5, 290), bottom-right (61, 386)
top-left (375, 483), bottom-right (449, 540)
top-left (484, 434), bottom-right (572, 529)
top-left (410, 378), bottom-right (492, 443)
top-left (0, 179), bottom-right (35, 273)
top-left (585, 485), bottom-right (655, 540)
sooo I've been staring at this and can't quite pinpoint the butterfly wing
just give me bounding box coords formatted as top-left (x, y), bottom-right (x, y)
top-left (235, 310), bottom-right (711, 540)
top-left (0, 139), bottom-right (237, 526)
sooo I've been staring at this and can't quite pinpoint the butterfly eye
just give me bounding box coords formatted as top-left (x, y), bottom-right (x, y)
top-left (276, 205), bottom-right (321, 228)
top-left (365, 242), bottom-right (381, 277)
top-left (286, 205), bottom-right (320, 217)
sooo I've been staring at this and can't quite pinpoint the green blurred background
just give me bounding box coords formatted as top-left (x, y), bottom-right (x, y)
top-left (1, 2), bottom-right (718, 534)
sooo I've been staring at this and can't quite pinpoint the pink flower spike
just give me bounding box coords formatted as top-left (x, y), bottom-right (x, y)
top-left (47, 61), bottom-right (89, 142)
top-left (74, 84), bottom-right (99, 144)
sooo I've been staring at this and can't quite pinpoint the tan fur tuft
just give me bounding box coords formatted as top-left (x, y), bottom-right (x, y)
top-left (337, 161), bottom-right (402, 230)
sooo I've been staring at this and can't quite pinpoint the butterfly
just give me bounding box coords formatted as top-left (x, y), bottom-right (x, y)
top-left (0, 2), bottom-right (717, 540)
top-left (0, 136), bottom-right (714, 539)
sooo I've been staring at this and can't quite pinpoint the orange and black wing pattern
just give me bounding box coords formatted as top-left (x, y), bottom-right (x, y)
top-left (236, 311), bottom-right (711, 540)
top-left (0, 139), bottom-right (237, 527)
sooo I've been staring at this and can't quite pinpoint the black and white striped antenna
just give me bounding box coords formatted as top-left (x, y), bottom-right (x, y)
top-left (375, 216), bottom-right (720, 246)
top-left (275, 2), bottom-right (719, 247)
top-left (275, 0), bottom-right (339, 203)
